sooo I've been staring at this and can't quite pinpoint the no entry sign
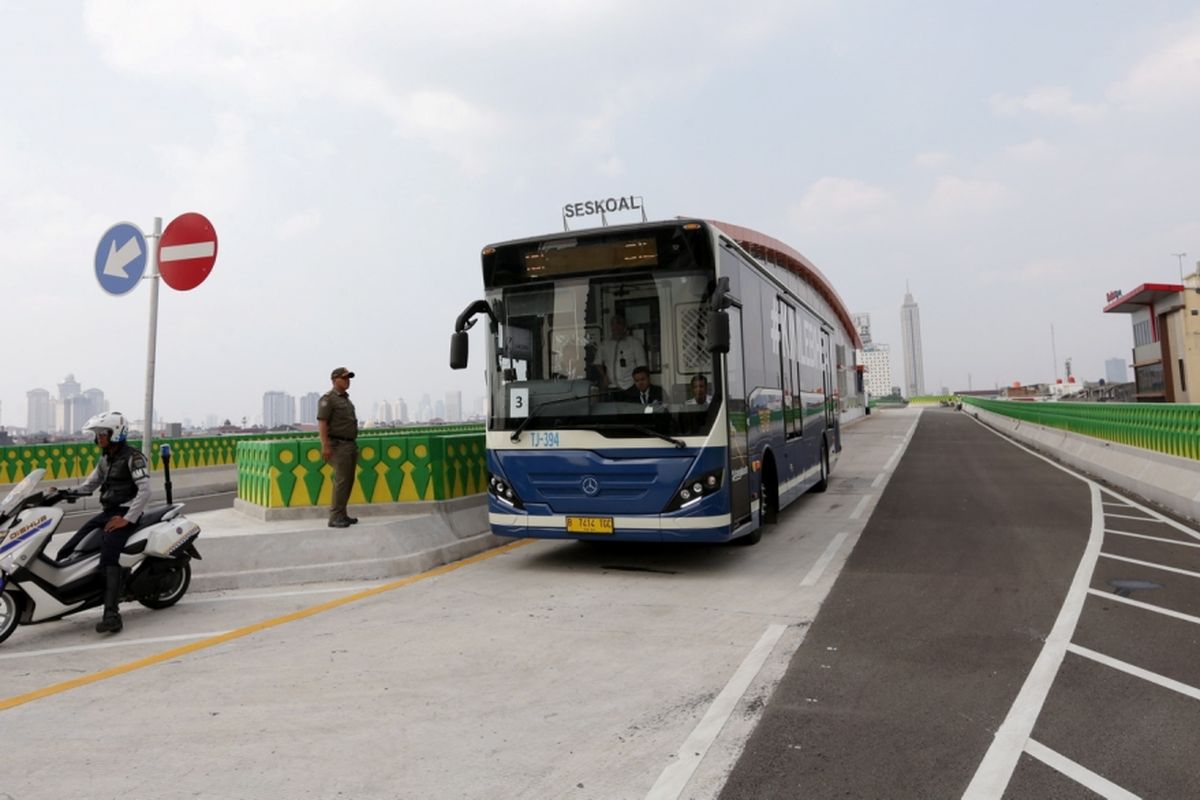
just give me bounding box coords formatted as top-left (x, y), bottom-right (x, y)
top-left (159, 212), bottom-right (218, 291)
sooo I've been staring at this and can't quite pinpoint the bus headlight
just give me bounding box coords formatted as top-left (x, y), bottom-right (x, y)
top-left (664, 468), bottom-right (724, 512)
top-left (488, 474), bottom-right (525, 510)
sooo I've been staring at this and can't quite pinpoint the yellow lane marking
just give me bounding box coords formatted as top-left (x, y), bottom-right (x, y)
top-left (1, 539), bottom-right (530, 712)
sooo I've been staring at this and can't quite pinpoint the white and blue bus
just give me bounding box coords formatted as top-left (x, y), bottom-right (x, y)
top-left (451, 218), bottom-right (859, 544)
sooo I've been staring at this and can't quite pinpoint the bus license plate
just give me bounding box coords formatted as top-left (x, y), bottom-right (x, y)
top-left (566, 516), bottom-right (614, 535)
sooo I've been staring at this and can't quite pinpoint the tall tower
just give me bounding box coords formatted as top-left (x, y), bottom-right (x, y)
top-left (900, 283), bottom-right (926, 397)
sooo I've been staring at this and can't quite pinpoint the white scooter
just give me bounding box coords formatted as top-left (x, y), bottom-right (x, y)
top-left (0, 467), bottom-right (202, 644)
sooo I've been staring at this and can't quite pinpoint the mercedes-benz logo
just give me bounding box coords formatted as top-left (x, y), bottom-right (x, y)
top-left (581, 476), bottom-right (600, 496)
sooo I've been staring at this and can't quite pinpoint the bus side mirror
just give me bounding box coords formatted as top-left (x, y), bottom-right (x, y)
top-left (707, 311), bottom-right (730, 354)
top-left (450, 331), bottom-right (469, 369)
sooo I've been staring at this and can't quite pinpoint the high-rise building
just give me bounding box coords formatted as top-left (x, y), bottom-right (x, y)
top-left (396, 398), bottom-right (409, 424)
top-left (418, 394), bottom-right (434, 423)
top-left (1105, 358), bottom-right (1129, 384)
top-left (26, 388), bottom-right (54, 435)
top-left (299, 392), bottom-right (321, 425)
top-left (262, 391), bottom-right (296, 429)
top-left (861, 344), bottom-right (894, 399)
top-left (444, 391), bottom-right (463, 423)
top-left (56, 373), bottom-right (83, 433)
top-left (900, 285), bottom-right (926, 397)
top-left (851, 313), bottom-right (873, 347)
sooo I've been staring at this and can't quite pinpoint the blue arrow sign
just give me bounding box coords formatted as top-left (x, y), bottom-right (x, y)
top-left (95, 222), bottom-right (147, 295)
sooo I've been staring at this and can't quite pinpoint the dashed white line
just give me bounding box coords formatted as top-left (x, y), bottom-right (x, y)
top-left (1086, 588), bottom-right (1200, 626)
top-left (0, 631), bottom-right (230, 661)
top-left (1099, 553), bottom-right (1200, 580)
top-left (848, 495), bottom-right (872, 521)
top-left (1024, 739), bottom-right (1139, 800)
top-left (644, 624), bottom-right (787, 800)
top-left (1067, 643), bottom-right (1200, 701)
top-left (801, 532), bottom-right (850, 587)
top-left (1099, 489), bottom-right (1200, 542)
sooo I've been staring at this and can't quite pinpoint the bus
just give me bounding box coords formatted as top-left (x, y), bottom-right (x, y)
top-left (450, 218), bottom-right (851, 544)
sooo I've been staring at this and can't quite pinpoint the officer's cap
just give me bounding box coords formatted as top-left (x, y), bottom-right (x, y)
top-left (331, 367), bottom-right (356, 380)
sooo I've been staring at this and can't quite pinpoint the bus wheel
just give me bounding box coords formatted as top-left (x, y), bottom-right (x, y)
top-left (812, 444), bottom-right (830, 493)
top-left (762, 457), bottom-right (779, 524)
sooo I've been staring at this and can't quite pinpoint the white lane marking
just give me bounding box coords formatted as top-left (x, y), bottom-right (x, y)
top-left (871, 472), bottom-right (885, 489)
top-left (881, 412), bottom-right (921, 473)
top-left (1105, 512), bottom-right (1159, 523)
top-left (1086, 588), bottom-right (1200, 626)
top-left (801, 532), bottom-right (850, 587)
top-left (1067, 643), bottom-right (1200, 701)
top-left (182, 585), bottom-right (380, 604)
top-left (1099, 489), bottom-right (1200, 542)
top-left (1105, 529), bottom-right (1200, 550)
top-left (0, 631), bottom-right (230, 661)
top-left (160, 241), bottom-right (215, 261)
top-left (1024, 739), bottom-right (1139, 800)
top-left (962, 483), bottom-right (1104, 800)
top-left (848, 495), bottom-right (872, 521)
top-left (1099, 553), bottom-right (1200, 580)
top-left (644, 624), bottom-right (787, 800)
top-left (1102, 502), bottom-right (1133, 508)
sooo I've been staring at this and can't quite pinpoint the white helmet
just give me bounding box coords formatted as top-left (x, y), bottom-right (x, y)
top-left (82, 411), bottom-right (129, 444)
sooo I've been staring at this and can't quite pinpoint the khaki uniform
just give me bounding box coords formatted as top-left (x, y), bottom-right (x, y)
top-left (318, 389), bottom-right (359, 522)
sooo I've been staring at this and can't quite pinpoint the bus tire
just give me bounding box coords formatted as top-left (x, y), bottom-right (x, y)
top-left (761, 454), bottom-right (779, 525)
top-left (812, 443), bottom-right (830, 493)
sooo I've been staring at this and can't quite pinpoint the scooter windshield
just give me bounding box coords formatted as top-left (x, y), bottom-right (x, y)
top-left (0, 468), bottom-right (46, 519)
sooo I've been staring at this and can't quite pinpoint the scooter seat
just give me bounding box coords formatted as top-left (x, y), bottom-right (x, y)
top-left (138, 505), bottom-right (177, 526)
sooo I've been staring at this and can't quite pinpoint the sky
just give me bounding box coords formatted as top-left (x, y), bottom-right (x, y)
top-left (3, 0), bottom-right (1199, 428)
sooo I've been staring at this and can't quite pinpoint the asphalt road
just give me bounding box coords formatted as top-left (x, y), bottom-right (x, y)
top-left (719, 408), bottom-right (1200, 799)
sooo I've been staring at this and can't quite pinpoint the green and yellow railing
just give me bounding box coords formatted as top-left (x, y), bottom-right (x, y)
top-left (0, 425), bottom-right (482, 485)
top-left (962, 398), bottom-right (1200, 461)
top-left (236, 429), bottom-right (487, 508)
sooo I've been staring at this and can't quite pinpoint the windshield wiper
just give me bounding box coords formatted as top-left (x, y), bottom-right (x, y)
top-left (591, 423), bottom-right (686, 449)
top-left (510, 394), bottom-right (592, 443)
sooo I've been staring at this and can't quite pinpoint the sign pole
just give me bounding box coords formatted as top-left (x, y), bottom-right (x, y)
top-left (142, 216), bottom-right (162, 461)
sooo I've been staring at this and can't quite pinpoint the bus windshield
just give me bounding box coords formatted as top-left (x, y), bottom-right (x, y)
top-left (483, 225), bottom-right (720, 439)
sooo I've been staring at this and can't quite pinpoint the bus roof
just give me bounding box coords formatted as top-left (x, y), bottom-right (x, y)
top-left (707, 218), bottom-right (863, 351)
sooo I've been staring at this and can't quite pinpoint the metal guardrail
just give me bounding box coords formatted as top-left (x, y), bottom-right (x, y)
top-left (962, 397), bottom-right (1200, 461)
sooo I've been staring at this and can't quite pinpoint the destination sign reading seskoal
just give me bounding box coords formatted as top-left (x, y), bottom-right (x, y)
top-left (562, 195), bottom-right (643, 219)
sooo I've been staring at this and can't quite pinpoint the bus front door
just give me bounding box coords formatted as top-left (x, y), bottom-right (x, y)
top-left (727, 306), bottom-right (751, 527)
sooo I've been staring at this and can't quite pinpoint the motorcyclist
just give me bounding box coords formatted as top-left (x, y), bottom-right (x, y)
top-left (57, 412), bottom-right (151, 633)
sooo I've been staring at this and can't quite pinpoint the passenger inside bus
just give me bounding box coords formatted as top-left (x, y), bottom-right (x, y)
top-left (597, 314), bottom-right (647, 392)
top-left (685, 375), bottom-right (710, 408)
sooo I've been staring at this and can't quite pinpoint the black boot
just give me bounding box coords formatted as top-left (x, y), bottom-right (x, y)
top-left (95, 565), bottom-right (124, 634)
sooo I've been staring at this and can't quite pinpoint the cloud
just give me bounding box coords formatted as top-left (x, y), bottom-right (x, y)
top-left (914, 152), bottom-right (954, 169)
top-left (1109, 27), bottom-right (1200, 109)
top-left (925, 175), bottom-right (1010, 219)
top-left (990, 86), bottom-right (1106, 121)
top-left (1005, 138), bottom-right (1056, 161)
top-left (788, 177), bottom-right (896, 234)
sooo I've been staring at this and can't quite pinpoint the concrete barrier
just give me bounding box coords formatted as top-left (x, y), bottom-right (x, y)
top-left (971, 406), bottom-right (1200, 523)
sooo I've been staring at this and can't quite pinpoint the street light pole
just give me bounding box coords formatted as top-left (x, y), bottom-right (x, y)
top-left (1173, 252), bottom-right (1187, 283)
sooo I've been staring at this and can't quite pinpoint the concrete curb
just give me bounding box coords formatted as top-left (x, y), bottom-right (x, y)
top-left (970, 407), bottom-right (1200, 523)
top-left (188, 495), bottom-right (499, 591)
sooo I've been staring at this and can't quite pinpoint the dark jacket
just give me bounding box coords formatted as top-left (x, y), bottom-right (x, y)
top-left (621, 384), bottom-right (665, 406)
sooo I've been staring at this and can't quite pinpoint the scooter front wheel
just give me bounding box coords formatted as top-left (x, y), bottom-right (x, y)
top-left (137, 560), bottom-right (192, 609)
top-left (0, 591), bottom-right (22, 644)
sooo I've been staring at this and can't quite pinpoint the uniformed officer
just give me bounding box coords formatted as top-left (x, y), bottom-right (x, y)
top-left (318, 367), bottom-right (360, 528)
top-left (58, 411), bottom-right (151, 634)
